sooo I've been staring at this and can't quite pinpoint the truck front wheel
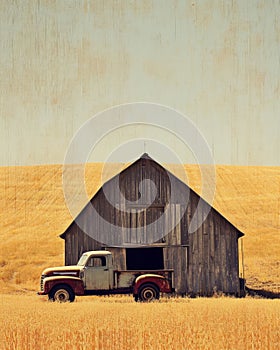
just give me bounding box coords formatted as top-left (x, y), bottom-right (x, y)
top-left (138, 284), bottom-right (159, 302)
top-left (49, 285), bottom-right (75, 303)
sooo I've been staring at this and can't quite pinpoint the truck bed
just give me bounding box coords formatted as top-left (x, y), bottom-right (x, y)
top-left (113, 269), bottom-right (174, 289)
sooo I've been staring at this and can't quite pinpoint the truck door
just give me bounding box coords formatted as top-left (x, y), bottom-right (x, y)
top-left (84, 256), bottom-right (110, 290)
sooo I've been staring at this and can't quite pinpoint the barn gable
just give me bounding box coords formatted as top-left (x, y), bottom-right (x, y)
top-left (60, 153), bottom-right (244, 296)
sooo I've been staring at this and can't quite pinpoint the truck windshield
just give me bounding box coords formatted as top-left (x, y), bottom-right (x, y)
top-left (77, 254), bottom-right (88, 266)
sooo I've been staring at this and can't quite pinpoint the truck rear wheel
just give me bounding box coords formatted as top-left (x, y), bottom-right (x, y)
top-left (138, 284), bottom-right (159, 302)
top-left (49, 285), bottom-right (75, 303)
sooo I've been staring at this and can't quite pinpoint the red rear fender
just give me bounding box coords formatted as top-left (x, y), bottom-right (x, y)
top-left (133, 274), bottom-right (172, 294)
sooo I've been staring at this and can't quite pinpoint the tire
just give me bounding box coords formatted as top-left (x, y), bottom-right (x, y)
top-left (138, 284), bottom-right (160, 302)
top-left (49, 285), bottom-right (75, 303)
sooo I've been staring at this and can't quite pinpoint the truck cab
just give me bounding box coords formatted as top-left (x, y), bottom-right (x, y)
top-left (78, 251), bottom-right (114, 290)
top-left (38, 250), bottom-right (173, 302)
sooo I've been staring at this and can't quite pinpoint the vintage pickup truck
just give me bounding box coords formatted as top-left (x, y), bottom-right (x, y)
top-left (38, 250), bottom-right (174, 302)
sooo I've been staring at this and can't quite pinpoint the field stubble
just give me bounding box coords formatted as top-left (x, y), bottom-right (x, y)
top-left (0, 294), bottom-right (279, 350)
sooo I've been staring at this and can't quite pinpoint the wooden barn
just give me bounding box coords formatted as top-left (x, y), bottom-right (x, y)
top-left (60, 153), bottom-right (244, 296)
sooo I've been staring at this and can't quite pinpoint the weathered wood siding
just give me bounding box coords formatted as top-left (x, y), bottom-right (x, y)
top-left (61, 155), bottom-right (242, 296)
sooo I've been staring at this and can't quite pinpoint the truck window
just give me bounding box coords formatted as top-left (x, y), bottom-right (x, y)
top-left (77, 254), bottom-right (88, 266)
top-left (86, 257), bottom-right (106, 268)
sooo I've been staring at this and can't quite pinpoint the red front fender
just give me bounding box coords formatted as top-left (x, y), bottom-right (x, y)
top-left (41, 276), bottom-right (85, 296)
top-left (133, 274), bottom-right (172, 295)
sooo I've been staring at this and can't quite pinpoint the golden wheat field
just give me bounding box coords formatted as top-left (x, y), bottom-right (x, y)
top-left (0, 163), bottom-right (279, 349)
top-left (0, 294), bottom-right (279, 350)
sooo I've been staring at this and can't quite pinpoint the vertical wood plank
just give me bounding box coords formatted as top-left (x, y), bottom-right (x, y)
top-left (213, 216), bottom-right (220, 292)
top-left (143, 209), bottom-right (147, 244)
top-left (130, 208), bottom-right (136, 244)
top-left (209, 211), bottom-right (215, 293)
top-left (220, 218), bottom-right (227, 292)
top-left (176, 204), bottom-right (181, 245)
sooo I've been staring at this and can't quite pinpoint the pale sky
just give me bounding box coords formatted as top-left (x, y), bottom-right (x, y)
top-left (0, 0), bottom-right (279, 166)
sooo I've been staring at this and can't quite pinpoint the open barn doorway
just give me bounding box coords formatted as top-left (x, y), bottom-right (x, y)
top-left (126, 247), bottom-right (164, 270)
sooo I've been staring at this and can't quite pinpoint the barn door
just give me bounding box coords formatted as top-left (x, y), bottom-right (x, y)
top-left (126, 248), bottom-right (164, 270)
top-left (163, 246), bottom-right (188, 294)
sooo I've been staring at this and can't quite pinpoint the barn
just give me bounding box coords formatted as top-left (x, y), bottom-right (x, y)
top-left (60, 153), bottom-right (244, 296)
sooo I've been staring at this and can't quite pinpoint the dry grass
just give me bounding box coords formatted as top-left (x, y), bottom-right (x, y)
top-left (0, 294), bottom-right (279, 350)
top-left (0, 163), bottom-right (279, 293)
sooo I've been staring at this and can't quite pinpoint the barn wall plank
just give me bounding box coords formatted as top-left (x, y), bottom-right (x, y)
top-left (209, 211), bottom-right (216, 293)
top-left (215, 216), bottom-right (222, 292)
top-left (175, 204), bottom-right (181, 245)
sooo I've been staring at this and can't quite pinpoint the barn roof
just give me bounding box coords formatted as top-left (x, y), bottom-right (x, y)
top-left (60, 153), bottom-right (244, 239)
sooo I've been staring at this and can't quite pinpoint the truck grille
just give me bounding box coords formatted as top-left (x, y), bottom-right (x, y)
top-left (40, 275), bottom-right (45, 291)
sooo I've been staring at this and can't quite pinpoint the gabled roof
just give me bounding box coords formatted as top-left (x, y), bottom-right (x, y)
top-left (60, 153), bottom-right (244, 239)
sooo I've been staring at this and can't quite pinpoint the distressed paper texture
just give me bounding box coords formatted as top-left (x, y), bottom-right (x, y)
top-left (0, 0), bottom-right (279, 166)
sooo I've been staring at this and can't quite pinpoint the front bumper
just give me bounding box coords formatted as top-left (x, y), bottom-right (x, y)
top-left (37, 291), bottom-right (47, 295)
